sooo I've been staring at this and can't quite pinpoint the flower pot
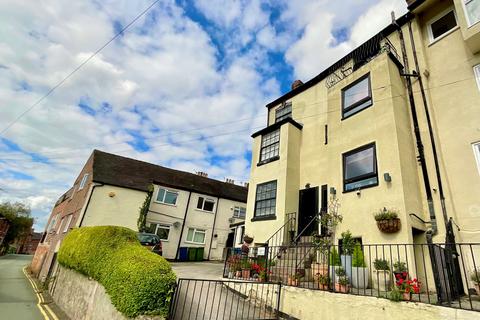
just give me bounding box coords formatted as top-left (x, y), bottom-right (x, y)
top-left (318, 283), bottom-right (329, 291)
top-left (235, 271), bottom-right (242, 278)
top-left (228, 271), bottom-right (234, 279)
top-left (287, 278), bottom-right (299, 286)
top-left (243, 235), bottom-right (254, 244)
top-left (475, 283), bottom-right (480, 296)
top-left (312, 263), bottom-right (329, 278)
top-left (352, 267), bottom-right (369, 289)
top-left (335, 283), bottom-right (349, 293)
top-left (376, 218), bottom-right (401, 233)
top-left (403, 292), bottom-right (412, 301)
top-left (373, 270), bottom-right (391, 292)
top-left (242, 269), bottom-right (250, 279)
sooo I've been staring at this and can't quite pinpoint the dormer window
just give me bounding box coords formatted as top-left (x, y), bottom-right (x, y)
top-left (275, 102), bottom-right (292, 123)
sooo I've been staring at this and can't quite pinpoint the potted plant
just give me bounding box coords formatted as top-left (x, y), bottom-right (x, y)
top-left (471, 269), bottom-right (480, 295)
top-left (243, 235), bottom-right (254, 244)
top-left (374, 208), bottom-right (401, 233)
top-left (312, 236), bottom-right (331, 278)
top-left (315, 273), bottom-right (330, 290)
top-left (241, 259), bottom-right (252, 279)
top-left (288, 270), bottom-right (304, 286)
top-left (340, 230), bottom-right (355, 280)
top-left (393, 261), bottom-right (408, 281)
top-left (335, 267), bottom-right (350, 293)
top-left (396, 278), bottom-right (420, 301)
top-left (329, 247), bottom-right (341, 280)
top-left (373, 258), bottom-right (391, 291)
top-left (351, 243), bottom-right (368, 289)
top-left (227, 254), bottom-right (241, 279)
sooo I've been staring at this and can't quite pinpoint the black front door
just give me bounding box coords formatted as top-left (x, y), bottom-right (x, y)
top-left (298, 187), bottom-right (318, 236)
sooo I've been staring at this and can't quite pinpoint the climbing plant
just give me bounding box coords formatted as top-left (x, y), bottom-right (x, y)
top-left (137, 184), bottom-right (154, 232)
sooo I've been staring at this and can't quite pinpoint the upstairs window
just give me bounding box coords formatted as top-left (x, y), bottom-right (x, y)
top-left (260, 129), bottom-right (280, 162)
top-left (475, 64), bottom-right (480, 91)
top-left (343, 143), bottom-right (378, 192)
top-left (463, 0), bottom-right (480, 27)
top-left (197, 197), bottom-right (215, 212)
top-left (79, 173), bottom-right (89, 190)
top-left (254, 180), bottom-right (277, 217)
top-left (342, 74), bottom-right (372, 119)
top-left (233, 206), bottom-right (246, 218)
top-left (473, 142), bottom-right (480, 176)
top-left (428, 9), bottom-right (458, 43)
top-left (156, 188), bottom-right (178, 205)
top-left (275, 102), bottom-right (292, 122)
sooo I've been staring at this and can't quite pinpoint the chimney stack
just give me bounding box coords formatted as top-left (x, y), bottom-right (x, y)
top-left (291, 79), bottom-right (304, 90)
top-left (225, 178), bottom-right (235, 184)
top-left (196, 171), bottom-right (208, 178)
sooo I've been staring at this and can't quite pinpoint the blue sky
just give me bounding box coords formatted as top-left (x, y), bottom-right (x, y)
top-left (0, 0), bottom-right (406, 230)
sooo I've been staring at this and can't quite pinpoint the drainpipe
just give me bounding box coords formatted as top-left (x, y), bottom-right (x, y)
top-left (394, 17), bottom-right (438, 235)
top-left (174, 191), bottom-right (192, 260)
top-left (407, 21), bottom-right (452, 239)
top-left (207, 197), bottom-right (220, 260)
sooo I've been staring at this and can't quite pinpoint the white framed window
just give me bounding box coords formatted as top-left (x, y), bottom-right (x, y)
top-left (260, 129), bottom-right (280, 162)
top-left (63, 215), bottom-right (73, 233)
top-left (186, 228), bottom-right (206, 244)
top-left (237, 226), bottom-right (245, 244)
top-left (474, 64), bottom-right (480, 91)
top-left (197, 197), bottom-right (215, 212)
top-left (233, 206), bottom-right (246, 218)
top-left (47, 214), bottom-right (58, 232)
top-left (79, 173), bottom-right (89, 190)
top-left (275, 102), bottom-right (292, 122)
top-left (148, 223), bottom-right (170, 241)
top-left (156, 188), bottom-right (178, 205)
top-left (427, 8), bottom-right (458, 43)
top-left (463, 0), bottom-right (480, 27)
top-left (473, 142), bottom-right (480, 175)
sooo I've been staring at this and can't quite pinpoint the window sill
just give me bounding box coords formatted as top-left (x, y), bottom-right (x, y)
top-left (342, 181), bottom-right (379, 193)
top-left (153, 201), bottom-right (177, 207)
top-left (251, 215), bottom-right (277, 222)
top-left (341, 101), bottom-right (373, 120)
top-left (195, 208), bottom-right (215, 213)
top-left (184, 241), bottom-right (206, 245)
top-left (257, 156), bottom-right (280, 167)
top-left (428, 26), bottom-right (459, 46)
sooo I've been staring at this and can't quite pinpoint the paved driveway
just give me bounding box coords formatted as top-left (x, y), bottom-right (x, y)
top-left (170, 261), bottom-right (224, 279)
top-left (0, 254), bottom-right (44, 320)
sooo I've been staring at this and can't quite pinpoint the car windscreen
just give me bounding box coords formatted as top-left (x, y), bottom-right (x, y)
top-left (137, 234), bottom-right (158, 244)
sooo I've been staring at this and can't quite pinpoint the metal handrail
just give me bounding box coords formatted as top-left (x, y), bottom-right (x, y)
top-left (265, 212), bottom-right (296, 248)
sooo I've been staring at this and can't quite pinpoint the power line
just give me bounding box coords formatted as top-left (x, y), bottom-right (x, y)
top-left (0, 0), bottom-right (162, 136)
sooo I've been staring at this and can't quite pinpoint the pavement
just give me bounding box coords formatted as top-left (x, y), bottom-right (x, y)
top-left (0, 254), bottom-right (45, 320)
top-left (170, 261), bottom-right (225, 279)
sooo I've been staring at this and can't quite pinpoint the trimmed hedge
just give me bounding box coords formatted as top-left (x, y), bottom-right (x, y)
top-left (58, 226), bottom-right (176, 317)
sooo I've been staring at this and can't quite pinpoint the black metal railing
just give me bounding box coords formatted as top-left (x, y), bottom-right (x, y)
top-left (265, 212), bottom-right (296, 248)
top-left (228, 242), bottom-right (480, 312)
top-left (168, 278), bottom-right (281, 320)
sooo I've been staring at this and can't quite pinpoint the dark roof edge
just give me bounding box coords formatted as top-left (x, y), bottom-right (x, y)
top-left (407, 0), bottom-right (426, 11)
top-left (151, 180), bottom-right (247, 202)
top-left (265, 12), bottom-right (413, 109)
top-left (251, 117), bottom-right (303, 138)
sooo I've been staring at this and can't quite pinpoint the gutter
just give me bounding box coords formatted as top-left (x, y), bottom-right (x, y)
top-left (207, 197), bottom-right (220, 260)
top-left (174, 191), bottom-right (192, 260)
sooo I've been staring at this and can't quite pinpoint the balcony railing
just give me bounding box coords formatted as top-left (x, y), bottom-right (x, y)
top-left (223, 242), bottom-right (480, 312)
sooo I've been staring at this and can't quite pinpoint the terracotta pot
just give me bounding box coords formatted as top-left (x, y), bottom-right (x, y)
top-left (318, 283), bottom-right (329, 291)
top-left (242, 269), bottom-right (250, 279)
top-left (335, 283), bottom-right (349, 293)
top-left (235, 271), bottom-right (242, 278)
top-left (403, 292), bottom-right (412, 301)
top-left (287, 278), bottom-right (299, 286)
top-left (376, 218), bottom-right (401, 233)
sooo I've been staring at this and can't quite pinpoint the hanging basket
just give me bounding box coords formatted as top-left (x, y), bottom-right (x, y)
top-left (243, 235), bottom-right (254, 244)
top-left (376, 218), bottom-right (401, 233)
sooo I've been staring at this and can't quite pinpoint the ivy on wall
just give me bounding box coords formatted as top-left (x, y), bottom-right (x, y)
top-left (137, 184), bottom-right (154, 232)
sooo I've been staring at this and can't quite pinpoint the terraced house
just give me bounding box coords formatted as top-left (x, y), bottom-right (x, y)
top-left (237, 0), bottom-right (480, 317)
top-left (32, 150), bottom-right (247, 281)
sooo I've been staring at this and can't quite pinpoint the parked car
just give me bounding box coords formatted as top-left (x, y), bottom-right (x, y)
top-left (137, 232), bottom-right (162, 256)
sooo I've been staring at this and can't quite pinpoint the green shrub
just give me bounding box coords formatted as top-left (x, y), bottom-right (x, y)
top-left (373, 258), bottom-right (390, 271)
top-left (374, 208), bottom-right (398, 221)
top-left (58, 226), bottom-right (176, 317)
top-left (352, 243), bottom-right (366, 268)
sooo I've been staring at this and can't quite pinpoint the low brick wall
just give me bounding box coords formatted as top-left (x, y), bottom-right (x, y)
top-left (30, 244), bottom-right (48, 276)
top-left (51, 266), bottom-right (164, 320)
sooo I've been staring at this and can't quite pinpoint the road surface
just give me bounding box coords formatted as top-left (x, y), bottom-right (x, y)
top-left (0, 254), bottom-right (44, 320)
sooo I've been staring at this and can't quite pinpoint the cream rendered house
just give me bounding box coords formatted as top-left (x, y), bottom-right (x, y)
top-left (242, 0), bottom-right (480, 309)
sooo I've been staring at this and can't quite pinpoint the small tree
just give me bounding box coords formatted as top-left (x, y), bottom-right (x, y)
top-left (0, 202), bottom-right (33, 254)
top-left (137, 184), bottom-right (154, 232)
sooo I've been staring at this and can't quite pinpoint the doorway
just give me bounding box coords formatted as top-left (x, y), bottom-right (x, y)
top-left (298, 187), bottom-right (318, 236)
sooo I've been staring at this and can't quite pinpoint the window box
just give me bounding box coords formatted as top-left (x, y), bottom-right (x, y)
top-left (341, 74), bottom-right (373, 119)
top-left (427, 8), bottom-right (458, 44)
top-left (186, 228), bottom-right (206, 244)
top-left (155, 188), bottom-right (178, 205)
top-left (197, 197), bottom-right (215, 212)
top-left (343, 143), bottom-right (378, 192)
top-left (254, 181), bottom-right (277, 218)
